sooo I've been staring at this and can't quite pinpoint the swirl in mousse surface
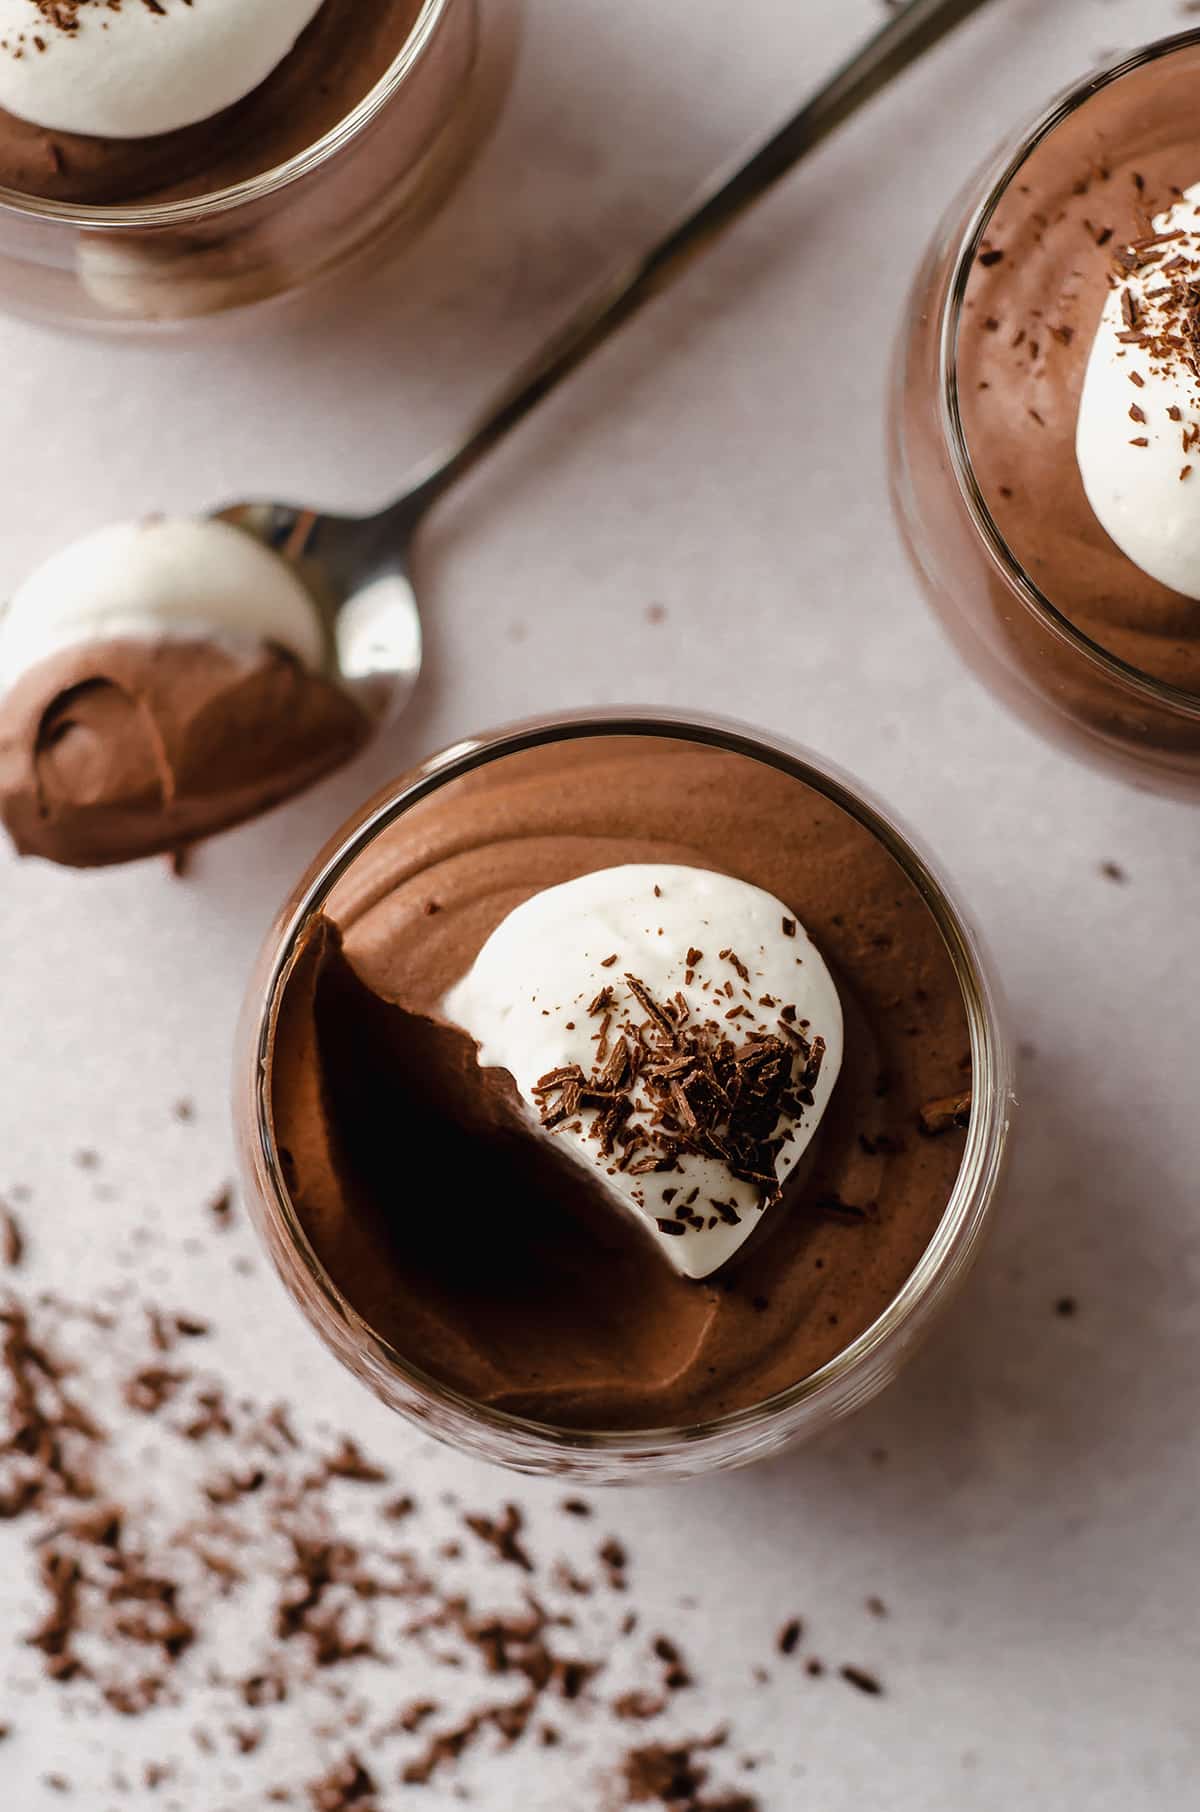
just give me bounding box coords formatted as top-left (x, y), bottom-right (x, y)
top-left (0, 0), bottom-right (421, 203)
top-left (0, 517), bottom-right (369, 867)
top-left (958, 81), bottom-right (1200, 696)
top-left (268, 736), bottom-right (974, 1432)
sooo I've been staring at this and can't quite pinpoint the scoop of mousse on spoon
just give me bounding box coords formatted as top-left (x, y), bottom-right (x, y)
top-left (0, 0), bottom-right (994, 868)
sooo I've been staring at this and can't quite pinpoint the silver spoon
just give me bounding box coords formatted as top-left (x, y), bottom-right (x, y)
top-left (227, 0), bottom-right (994, 721)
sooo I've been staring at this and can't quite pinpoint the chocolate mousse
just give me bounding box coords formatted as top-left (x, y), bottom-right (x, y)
top-left (0, 517), bottom-right (370, 867)
top-left (0, 0), bottom-right (420, 206)
top-left (0, 637), bottom-right (367, 867)
top-left (958, 59), bottom-right (1200, 695)
top-left (268, 735), bottom-right (974, 1432)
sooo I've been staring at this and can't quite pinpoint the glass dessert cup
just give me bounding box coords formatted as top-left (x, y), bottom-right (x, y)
top-left (890, 31), bottom-right (1200, 800)
top-left (236, 711), bottom-right (1013, 1484)
top-left (0, 0), bottom-right (519, 333)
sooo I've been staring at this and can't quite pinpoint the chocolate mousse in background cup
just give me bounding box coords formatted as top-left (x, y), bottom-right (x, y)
top-left (891, 29), bottom-right (1200, 799)
top-left (0, 0), bottom-right (519, 330)
top-left (236, 712), bottom-right (1014, 1483)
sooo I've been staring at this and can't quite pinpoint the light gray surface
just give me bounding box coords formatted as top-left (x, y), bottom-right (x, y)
top-left (2, 0), bottom-right (1199, 1806)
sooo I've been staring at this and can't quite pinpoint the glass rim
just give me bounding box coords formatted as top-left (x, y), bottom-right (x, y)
top-left (0, 0), bottom-right (450, 229)
top-left (938, 26), bottom-right (1200, 724)
top-left (246, 706), bottom-right (1014, 1460)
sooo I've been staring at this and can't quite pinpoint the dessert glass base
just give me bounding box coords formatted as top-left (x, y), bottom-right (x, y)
top-left (890, 31), bottom-right (1200, 799)
top-left (0, 0), bottom-right (520, 334)
top-left (235, 711), bottom-right (1014, 1484)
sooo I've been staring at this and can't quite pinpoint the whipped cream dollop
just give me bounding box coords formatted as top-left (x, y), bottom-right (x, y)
top-left (1077, 181), bottom-right (1200, 600)
top-left (0, 0), bottom-right (325, 140)
top-left (444, 864), bottom-right (843, 1281)
top-left (0, 516), bottom-right (325, 690)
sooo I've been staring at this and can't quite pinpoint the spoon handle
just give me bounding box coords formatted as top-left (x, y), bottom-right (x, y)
top-left (398, 0), bottom-right (994, 514)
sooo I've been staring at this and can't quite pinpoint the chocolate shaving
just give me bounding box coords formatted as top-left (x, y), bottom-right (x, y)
top-left (463, 1503), bottom-right (534, 1573)
top-left (625, 974), bottom-right (676, 1038)
top-left (1, 1206), bottom-right (24, 1269)
top-left (839, 1665), bottom-right (883, 1697)
top-left (206, 1187), bottom-right (234, 1231)
top-left (535, 1065), bottom-right (581, 1092)
top-left (799, 1036), bottom-right (826, 1093)
top-left (777, 1619), bottom-right (803, 1656)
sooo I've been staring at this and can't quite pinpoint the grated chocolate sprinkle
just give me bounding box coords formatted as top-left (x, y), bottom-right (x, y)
top-left (532, 972), bottom-right (825, 1215)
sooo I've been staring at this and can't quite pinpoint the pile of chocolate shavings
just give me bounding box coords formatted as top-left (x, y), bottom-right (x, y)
top-left (532, 974), bottom-right (825, 1226)
top-left (1, 0), bottom-right (105, 59)
top-left (1, 1202), bottom-right (24, 1269)
top-left (0, 1284), bottom-right (762, 1808)
top-left (30, 1), bottom-right (110, 37)
top-left (1111, 214), bottom-right (1200, 437)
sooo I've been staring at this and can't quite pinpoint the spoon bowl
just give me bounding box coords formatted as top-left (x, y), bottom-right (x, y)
top-left (216, 498), bottom-right (425, 726)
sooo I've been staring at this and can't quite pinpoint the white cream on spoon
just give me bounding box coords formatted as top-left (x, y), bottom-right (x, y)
top-left (0, 516), bottom-right (325, 691)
